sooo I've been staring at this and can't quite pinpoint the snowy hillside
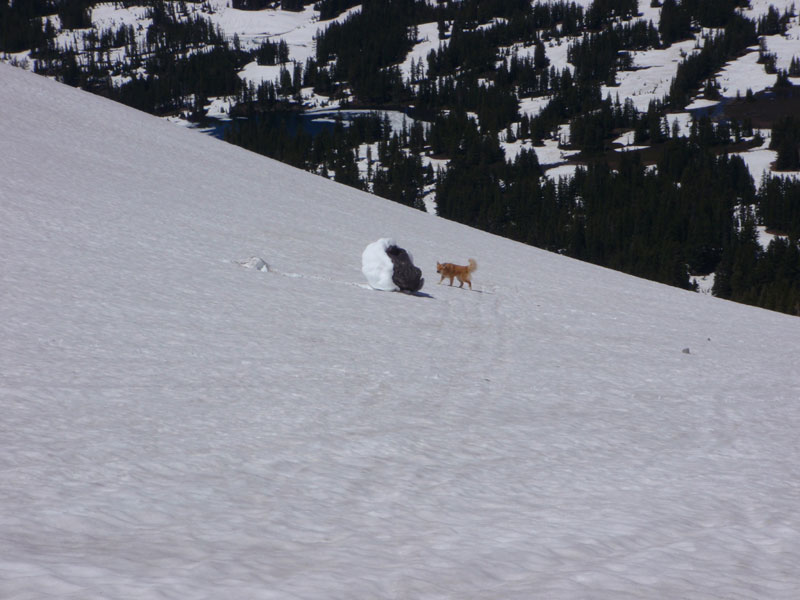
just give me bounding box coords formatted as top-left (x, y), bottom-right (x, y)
top-left (2, 63), bottom-right (800, 599)
top-left (8, 0), bottom-right (800, 180)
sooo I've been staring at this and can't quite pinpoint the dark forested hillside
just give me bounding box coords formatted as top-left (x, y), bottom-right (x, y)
top-left (2, 0), bottom-right (798, 315)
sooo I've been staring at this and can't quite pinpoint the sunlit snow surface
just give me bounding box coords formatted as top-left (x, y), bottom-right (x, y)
top-left (2, 64), bottom-right (800, 599)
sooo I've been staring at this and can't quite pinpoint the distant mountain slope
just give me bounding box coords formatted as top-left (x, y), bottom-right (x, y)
top-left (3, 61), bottom-right (800, 600)
top-left (4, 0), bottom-right (800, 313)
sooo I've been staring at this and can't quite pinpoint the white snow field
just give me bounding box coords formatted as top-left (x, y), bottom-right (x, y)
top-left (2, 63), bottom-right (800, 599)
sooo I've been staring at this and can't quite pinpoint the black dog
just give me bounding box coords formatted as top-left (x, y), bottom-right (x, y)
top-left (385, 244), bottom-right (424, 293)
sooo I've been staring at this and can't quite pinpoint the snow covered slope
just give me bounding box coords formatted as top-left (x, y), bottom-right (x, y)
top-left (2, 64), bottom-right (800, 599)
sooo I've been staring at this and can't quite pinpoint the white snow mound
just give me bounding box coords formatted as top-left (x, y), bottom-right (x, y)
top-left (237, 256), bottom-right (270, 271)
top-left (361, 237), bottom-right (398, 291)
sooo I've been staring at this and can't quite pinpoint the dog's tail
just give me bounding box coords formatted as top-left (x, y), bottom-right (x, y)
top-left (468, 258), bottom-right (477, 272)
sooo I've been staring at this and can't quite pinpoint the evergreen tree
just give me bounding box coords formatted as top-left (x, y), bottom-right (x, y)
top-left (771, 117), bottom-right (800, 171)
top-left (658, 0), bottom-right (692, 45)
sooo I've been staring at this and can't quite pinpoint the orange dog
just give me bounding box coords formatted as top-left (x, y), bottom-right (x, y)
top-left (436, 258), bottom-right (477, 289)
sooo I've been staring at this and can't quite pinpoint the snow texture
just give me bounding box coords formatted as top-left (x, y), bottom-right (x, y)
top-left (3, 63), bottom-right (800, 600)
